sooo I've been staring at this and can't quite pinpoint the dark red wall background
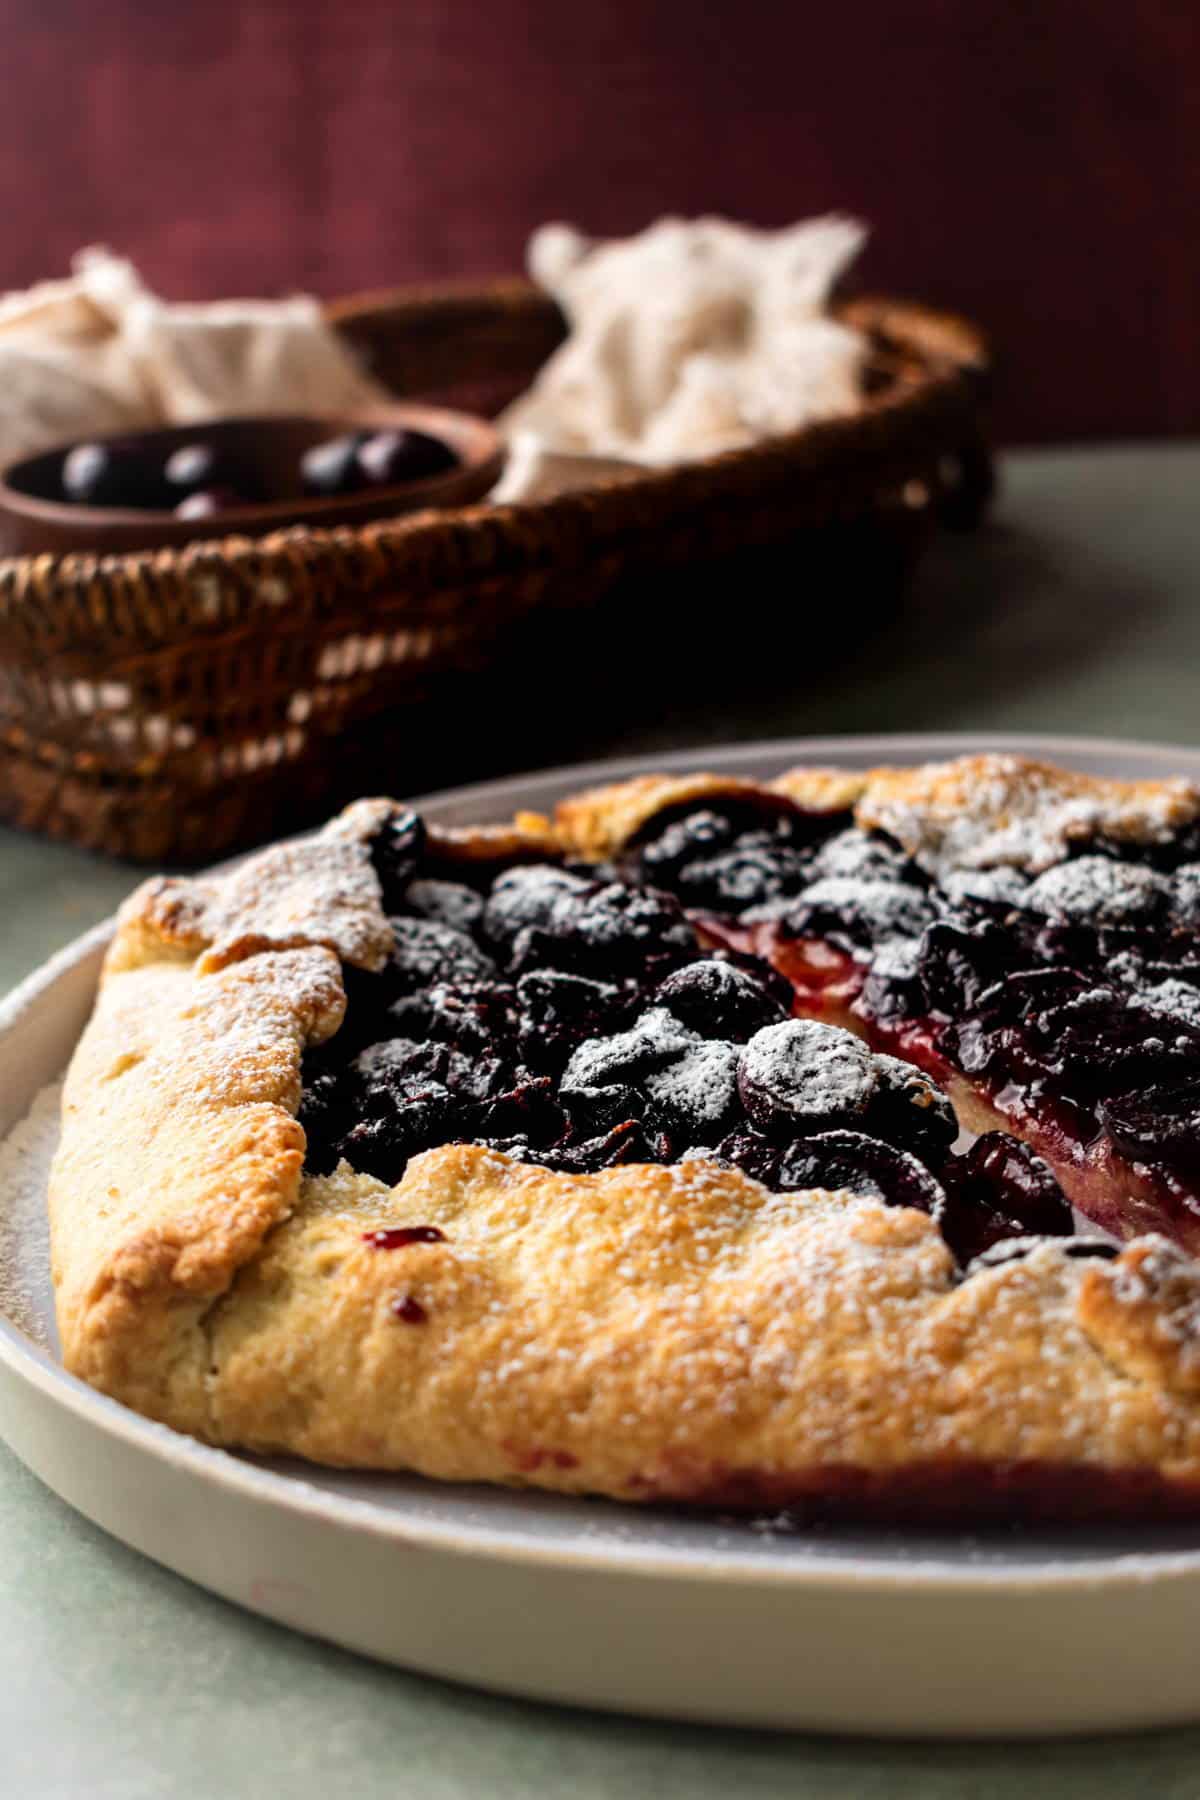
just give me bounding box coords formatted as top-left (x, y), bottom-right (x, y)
top-left (0, 0), bottom-right (1196, 444)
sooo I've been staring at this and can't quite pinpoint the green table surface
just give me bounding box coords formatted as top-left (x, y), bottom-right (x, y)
top-left (3, 443), bottom-right (1200, 1796)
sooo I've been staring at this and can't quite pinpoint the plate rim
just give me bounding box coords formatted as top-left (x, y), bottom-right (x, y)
top-left (9, 729), bottom-right (1200, 1596)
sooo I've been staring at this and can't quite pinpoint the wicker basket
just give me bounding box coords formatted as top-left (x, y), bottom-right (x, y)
top-left (0, 280), bottom-right (991, 863)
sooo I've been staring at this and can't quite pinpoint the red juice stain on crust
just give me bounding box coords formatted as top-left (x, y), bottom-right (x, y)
top-left (391, 1294), bottom-right (428, 1324)
top-left (504, 1442), bottom-right (580, 1473)
top-left (365, 1225), bottom-right (446, 1249)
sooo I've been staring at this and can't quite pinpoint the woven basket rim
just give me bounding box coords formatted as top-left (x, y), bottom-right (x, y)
top-left (0, 283), bottom-right (988, 598)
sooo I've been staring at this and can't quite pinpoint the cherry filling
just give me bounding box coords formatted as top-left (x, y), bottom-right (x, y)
top-left (626, 798), bottom-right (1200, 1251)
top-left (296, 800), bottom-right (1098, 1272)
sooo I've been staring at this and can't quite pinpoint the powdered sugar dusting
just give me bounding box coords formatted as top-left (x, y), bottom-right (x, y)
top-left (790, 876), bottom-right (933, 944)
top-left (482, 865), bottom-right (592, 945)
top-left (643, 1039), bottom-right (740, 1128)
top-left (0, 1082), bottom-right (61, 1350)
top-left (1024, 857), bottom-right (1168, 924)
top-left (868, 938), bottom-right (922, 982)
top-left (810, 828), bottom-right (908, 882)
top-left (40, 754), bottom-right (1200, 1514)
top-left (738, 1019), bottom-right (876, 1123)
top-left (1173, 866), bottom-right (1200, 924)
top-left (860, 755), bottom-right (1200, 878)
top-left (140, 801), bottom-right (392, 977)
top-left (201, 830), bottom-right (392, 972)
top-left (1142, 980), bottom-right (1200, 1030)
top-left (562, 1006), bottom-right (700, 1091)
top-left (942, 867), bottom-right (1030, 907)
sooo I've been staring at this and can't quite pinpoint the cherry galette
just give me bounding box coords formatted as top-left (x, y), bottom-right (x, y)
top-left (48, 756), bottom-right (1200, 1519)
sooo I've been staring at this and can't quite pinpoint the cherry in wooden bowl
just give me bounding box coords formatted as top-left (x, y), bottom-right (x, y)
top-left (0, 405), bottom-right (505, 558)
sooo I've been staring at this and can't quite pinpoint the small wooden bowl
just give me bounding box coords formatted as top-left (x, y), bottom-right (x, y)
top-left (0, 404), bottom-right (505, 557)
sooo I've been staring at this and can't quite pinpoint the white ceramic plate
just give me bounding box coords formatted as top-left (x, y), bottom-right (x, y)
top-left (6, 732), bottom-right (1200, 1738)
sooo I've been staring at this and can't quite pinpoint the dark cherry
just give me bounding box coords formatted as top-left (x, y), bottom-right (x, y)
top-left (654, 958), bottom-right (786, 1041)
top-left (353, 1036), bottom-right (449, 1085)
top-left (1099, 1075), bottom-right (1200, 1167)
top-left (670, 836), bottom-right (809, 913)
top-left (508, 881), bottom-right (696, 979)
top-left (641, 1038), bottom-right (741, 1144)
top-left (774, 1129), bottom-right (947, 1216)
top-left (1027, 918), bottom-right (1116, 974)
top-left (942, 867), bottom-right (1030, 911)
top-left (559, 1015), bottom-right (744, 1148)
top-left (174, 487), bottom-right (246, 520)
top-left (364, 1225), bottom-right (447, 1248)
top-left (340, 1085), bottom-right (461, 1183)
top-left (1150, 822), bottom-right (1200, 871)
top-left (386, 980), bottom-right (519, 1060)
top-left (1024, 856), bottom-right (1169, 925)
top-left (385, 917), bottom-right (496, 996)
top-left (628, 802), bottom-right (839, 914)
top-left (403, 878), bottom-right (484, 934)
top-left (354, 1035), bottom-right (510, 1103)
top-left (736, 1018), bottom-right (877, 1135)
top-left (356, 427), bottom-right (456, 487)
top-left (709, 1130), bottom-right (782, 1186)
top-left (515, 969), bottom-right (635, 1071)
top-left (567, 882), bottom-right (698, 972)
top-left (474, 1074), bottom-right (564, 1145)
top-left (783, 877), bottom-right (934, 953)
top-left (939, 1132), bottom-right (1072, 1264)
top-left (865, 1054), bottom-right (958, 1162)
top-left (301, 431), bottom-right (367, 496)
top-left (562, 1015), bottom-right (695, 1097)
top-left (371, 808), bottom-right (427, 905)
top-left (858, 958), bottom-right (924, 1025)
top-left (811, 829), bottom-right (913, 883)
top-left (966, 1134), bottom-right (1072, 1233)
top-left (1067, 831), bottom-right (1198, 872)
top-left (61, 441), bottom-right (163, 509)
top-left (296, 1067), bottom-right (350, 1173)
top-left (540, 1118), bottom-right (659, 1174)
top-left (916, 918), bottom-right (1011, 1017)
top-left (939, 968), bottom-right (1088, 1080)
top-left (712, 947), bottom-right (795, 1014)
top-left (1172, 867), bottom-right (1200, 925)
top-left (1035, 987), bottom-right (1200, 1091)
top-left (560, 1081), bottom-right (647, 1137)
top-left (355, 1040), bottom-right (470, 1100)
top-left (481, 866), bottom-right (592, 954)
top-left (635, 809), bottom-right (736, 884)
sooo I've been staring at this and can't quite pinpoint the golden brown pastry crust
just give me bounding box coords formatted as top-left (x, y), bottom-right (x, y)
top-left (554, 753), bottom-right (1200, 872)
top-left (47, 754), bottom-right (1200, 1515)
top-left (852, 754), bottom-right (1200, 876)
top-left (554, 769), bottom-right (864, 861)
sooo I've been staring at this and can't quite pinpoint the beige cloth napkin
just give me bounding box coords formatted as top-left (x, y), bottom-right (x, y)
top-left (494, 214), bottom-right (866, 501)
top-left (0, 248), bottom-right (388, 465)
top-left (0, 225), bottom-right (865, 509)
